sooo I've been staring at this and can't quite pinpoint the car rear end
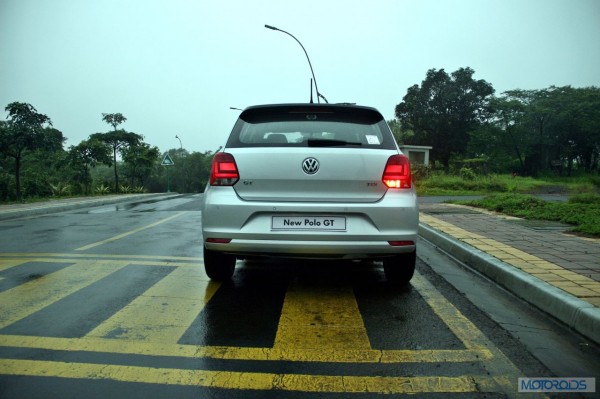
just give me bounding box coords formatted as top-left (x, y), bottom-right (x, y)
top-left (201, 103), bottom-right (418, 283)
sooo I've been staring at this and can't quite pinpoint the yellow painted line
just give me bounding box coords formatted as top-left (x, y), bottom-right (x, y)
top-left (0, 258), bottom-right (30, 272)
top-left (0, 256), bottom-right (200, 270)
top-left (0, 334), bottom-right (492, 364)
top-left (75, 212), bottom-right (187, 251)
top-left (274, 281), bottom-right (371, 350)
top-left (0, 359), bottom-right (488, 394)
top-left (0, 253), bottom-right (203, 262)
top-left (411, 272), bottom-right (489, 349)
top-left (411, 271), bottom-right (525, 396)
top-left (86, 268), bottom-right (219, 342)
top-left (0, 260), bottom-right (127, 329)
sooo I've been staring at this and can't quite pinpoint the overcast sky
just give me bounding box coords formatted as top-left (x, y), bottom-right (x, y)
top-left (2, 0), bottom-right (599, 154)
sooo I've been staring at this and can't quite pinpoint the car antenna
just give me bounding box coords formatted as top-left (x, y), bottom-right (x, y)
top-left (310, 78), bottom-right (314, 103)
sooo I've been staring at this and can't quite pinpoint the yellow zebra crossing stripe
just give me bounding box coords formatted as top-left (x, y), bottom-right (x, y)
top-left (0, 259), bottom-right (127, 329)
top-left (86, 267), bottom-right (220, 342)
top-left (0, 359), bottom-right (493, 394)
top-left (0, 334), bottom-right (493, 363)
top-left (274, 281), bottom-right (371, 350)
top-left (0, 253), bottom-right (526, 395)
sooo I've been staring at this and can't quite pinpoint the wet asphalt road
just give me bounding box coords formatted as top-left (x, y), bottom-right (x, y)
top-left (0, 194), bottom-right (597, 398)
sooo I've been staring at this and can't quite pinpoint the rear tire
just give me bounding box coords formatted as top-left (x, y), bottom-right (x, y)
top-left (383, 251), bottom-right (416, 285)
top-left (203, 246), bottom-right (236, 281)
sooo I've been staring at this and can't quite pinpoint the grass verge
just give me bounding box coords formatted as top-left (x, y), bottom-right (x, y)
top-left (415, 173), bottom-right (598, 196)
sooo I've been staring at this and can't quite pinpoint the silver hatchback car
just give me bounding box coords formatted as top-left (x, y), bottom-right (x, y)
top-left (201, 103), bottom-right (419, 284)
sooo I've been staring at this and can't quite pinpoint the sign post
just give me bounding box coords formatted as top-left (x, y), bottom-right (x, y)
top-left (161, 154), bottom-right (175, 193)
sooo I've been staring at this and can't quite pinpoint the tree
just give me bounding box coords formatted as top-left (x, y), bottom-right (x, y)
top-left (184, 150), bottom-right (216, 192)
top-left (536, 86), bottom-right (600, 174)
top-left (102, 113), bottom-right (127, 131)
top-left (573, 87), bottom-right (600, 172)
top-left (148, 149), bottom-right (215, 193)
top-left (387, 119), bottom-right (414, 145)
top-left (89, 130), bottom-right (143, 193)
top-left (0, 102), bottom-right (60, 199)
top-left (91, 113), bottom-right (142, 192)
top-left (121, 142), bottom-right (160, 187)
top-left (395, 67), bottom-right (495, 169)
top-left (468, 96), bottom-right (531, 173)
top-left (497, 87), bottom-right (600, 175)
top-left (68, 138), bottom-right (112, 194)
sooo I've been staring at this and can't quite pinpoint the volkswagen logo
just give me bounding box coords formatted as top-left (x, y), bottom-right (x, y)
top-left (302, 157), bottom-right (319, 175)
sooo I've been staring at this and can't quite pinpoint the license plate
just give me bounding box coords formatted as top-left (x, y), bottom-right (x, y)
top-left (272, 216), bottom-right (347, 231)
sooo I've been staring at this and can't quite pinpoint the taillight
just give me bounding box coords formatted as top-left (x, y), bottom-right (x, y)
top-left (382, 154), bottom-right (411, 189)
top-left (210, 152), bottom-right (239, 186)
top-left (206, 238), bottom-right (232, 244)
top-left (388, 240), bottom-right (415, 246)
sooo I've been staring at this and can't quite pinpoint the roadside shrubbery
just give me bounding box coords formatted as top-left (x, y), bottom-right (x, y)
top-left (415, 172), bottom-right (598, 196)
top-left (417, 171), bottom-right (600, 237)
top-left (94, 184), bottom-right (111, 195)
top-left (415, 172), bottom-right (510, 195)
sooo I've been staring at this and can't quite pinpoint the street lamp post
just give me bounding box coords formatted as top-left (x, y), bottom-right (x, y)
top-left (264, 24), bottom-right (328, 104)
top-left (173, 135), bottom-right (183, 193)
top-left (175, 135), bottom-right (183, 158)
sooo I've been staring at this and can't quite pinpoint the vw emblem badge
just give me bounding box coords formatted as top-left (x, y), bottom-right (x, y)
top-left (302, 157), bottom-right (319, 175)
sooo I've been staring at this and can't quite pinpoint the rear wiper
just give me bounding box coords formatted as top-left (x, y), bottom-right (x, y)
top-left (307, 139), bottom-right (362, 147)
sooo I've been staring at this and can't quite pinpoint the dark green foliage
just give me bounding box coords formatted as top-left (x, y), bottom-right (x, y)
top-left (90, 127), bottom-right (143, 193)
top-left (395, 68), bottom-right (600, 175)
top-left (1, 102), bottom-right (61, 199)
top-left (568, 193), bottom-right (600, 205)
top-left (416, 173), bottom-right (509, 195)
top-left (395, 67), bottom-right (495, 169)
top-left (0, 102), bottom-right (218, 201)
top-left (3, 71), bottom-right (599, 202)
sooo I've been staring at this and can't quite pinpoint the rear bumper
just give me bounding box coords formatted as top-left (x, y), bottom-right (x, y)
top-left (201, 186), bottom-right (418, 259)
top-left (205, 239), bottom-right (417, 259)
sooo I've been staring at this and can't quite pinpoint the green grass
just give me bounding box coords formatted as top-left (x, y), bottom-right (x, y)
top-left (451, 193), bottom-right (600, 237)
top-left (415, 173), bottom-right (598, 196)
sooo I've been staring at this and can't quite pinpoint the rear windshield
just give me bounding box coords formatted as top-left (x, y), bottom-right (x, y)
top-left (225, 106), bottom-right (397, 149)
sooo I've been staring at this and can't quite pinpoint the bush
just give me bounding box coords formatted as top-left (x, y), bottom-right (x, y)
top-left (23, 176), bottom-right (52, 198)
top-left (470, 193), bottom-right (546, 213)
top-left (459, 167), bottom-right (476, 181)
top-left (415, 171), bottom-right (509, 195)
top-left (120, 185), bottom-right (132, 194)
top-left (94, 184), bottom-right (111, 195)
top-left (49, 182), bottom-right (71, 197)
top-left (411, 163), bottom-right (431, 181)
top-left (568, 193), bottom-right (600, 205)
top-left (0, 173), bottom-right (14, 201)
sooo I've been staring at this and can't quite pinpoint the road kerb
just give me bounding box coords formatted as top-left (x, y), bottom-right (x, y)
top-left (418, 222), bottom-right (600, 345)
